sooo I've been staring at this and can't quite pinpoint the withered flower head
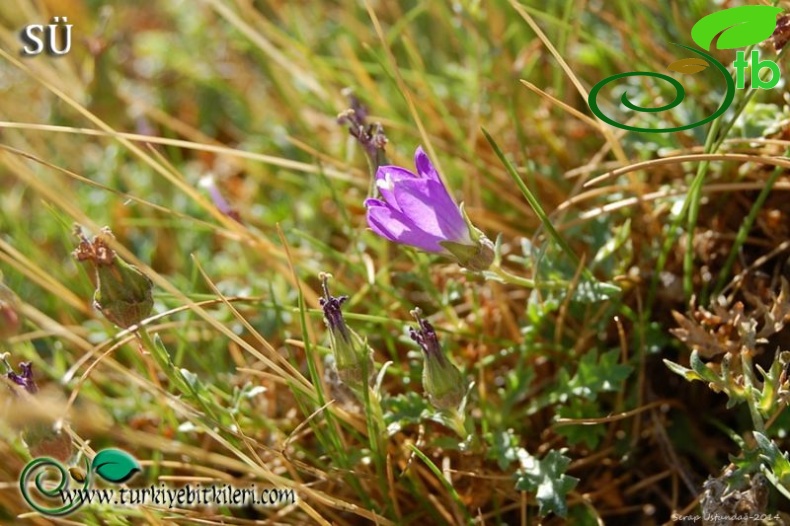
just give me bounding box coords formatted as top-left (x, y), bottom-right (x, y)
top-left (73, 226), bottom-right (154, 329)
top-left (771, 15), bottom-right (790, 52)
top-left (337, 90), bottom-right (388, 165)
top-left (409, 308), bottom-right (466, 410)
top-left (319, 273), bottom-right (373, 388)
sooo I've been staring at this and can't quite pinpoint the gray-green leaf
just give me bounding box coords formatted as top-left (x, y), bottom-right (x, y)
top-left (514, 448), bottom-right (579, 517)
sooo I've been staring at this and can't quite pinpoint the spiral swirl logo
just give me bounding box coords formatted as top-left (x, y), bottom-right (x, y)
top-left (19, 449), bottom-right (141, 516)
top-left (588, 5), bottom-right (783, 134)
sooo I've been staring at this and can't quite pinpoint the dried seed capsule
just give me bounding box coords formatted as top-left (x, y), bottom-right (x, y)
top-left (73, 226), bottom-right (153, 329)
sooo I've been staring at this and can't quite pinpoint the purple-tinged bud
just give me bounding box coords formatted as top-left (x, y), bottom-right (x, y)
top-left (4, 358), bottom-right (38, 394)
top-left (319, 273), bottom-right (373, 388)
top-left (0, 281), bottom-right (22, 341)
top-left (8, 361), bottom-right (38, 394)
top-left (410, 309), bottom-right (466, 410)
top-left (73, 226), bottom-right (154, 329)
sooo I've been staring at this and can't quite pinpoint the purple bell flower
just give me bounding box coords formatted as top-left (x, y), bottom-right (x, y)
top-left (364, 147), bottom-right (494, 271)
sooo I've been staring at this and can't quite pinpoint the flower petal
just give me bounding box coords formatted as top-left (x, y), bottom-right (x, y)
top-left (375, 166), bottom-right (418, 211)
top-left (414, 146), bottom-right (441, 183)
top-left (365, 199), bottom-right (446, 252)
top-left (390, 178), bottom-right (472, 244)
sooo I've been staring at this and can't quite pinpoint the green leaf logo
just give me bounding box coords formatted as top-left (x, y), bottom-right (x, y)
top-left (92, 449), bottom-right (141, 484)
top-left (691, 5), bottom-right (782, 51)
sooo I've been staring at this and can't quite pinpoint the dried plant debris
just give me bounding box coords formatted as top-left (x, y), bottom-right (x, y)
top-left (671, 279), bottom-right (790, 359)
top-left (771, 15), bottom-right (790, 52)
top-left (671, 299), bottom-right (746, 359)
top-left (744, 278), bottom-right (790, 340)
top-left (701, 473), bottom-right (769, 526)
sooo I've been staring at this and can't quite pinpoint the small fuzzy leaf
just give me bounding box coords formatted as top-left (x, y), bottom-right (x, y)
top-left (754, 432), bottom-right (790, 482)
top-left (514, 449), bottom-right (579, 517)
top-left (556, 398), bottom-right (606, 449)
top-left (566, 349), bottom-right (632, 401)
top-left (591, 218), bottom-right (632, 270)
top-left (382, 392), bottom-right (430, 436)
top-left (689, 350), bottom-right (722, 384)
top-left (663, 359), bottom-right (703, 382)
top-left (486, 430), bottom-right (522, 470)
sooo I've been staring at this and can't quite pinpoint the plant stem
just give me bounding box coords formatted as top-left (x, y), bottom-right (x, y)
top-left (486, 261), bottom-right (567, 290)
top-left (483, 128), bottom-right (587, 278)
top-left (446, 408), bottom-right (469, 440)
top-left (713, 150), bottom-right (789, 295)
top-left (1, 351), bottom-right (13, 373)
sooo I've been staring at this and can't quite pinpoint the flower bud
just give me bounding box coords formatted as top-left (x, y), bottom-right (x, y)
top-left (319, 273), bottom-right (373, 388)
top-left (410, 309), bottom-right (466, 410)
top-left (73, 226), bottom-right (154, 329)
